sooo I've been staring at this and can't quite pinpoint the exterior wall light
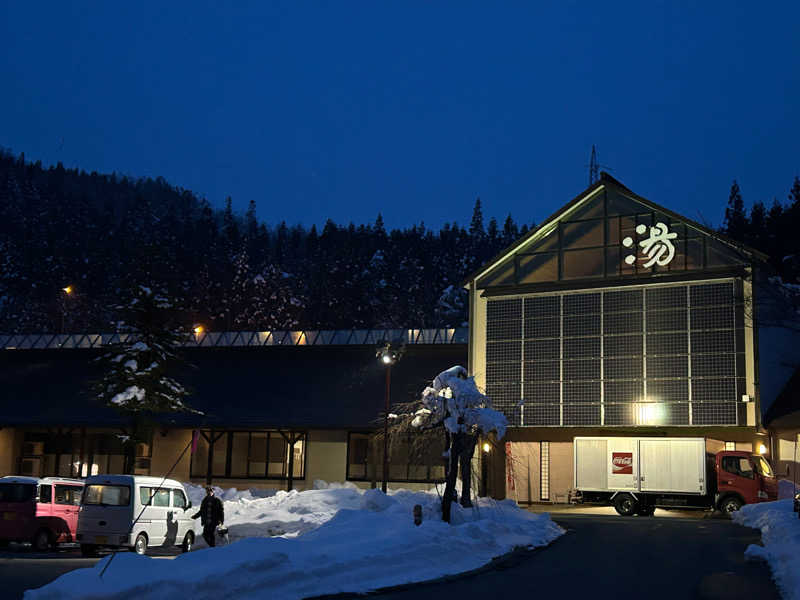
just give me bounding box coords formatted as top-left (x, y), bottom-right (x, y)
top-left (482, 442), bottom-right (491, 453)
top-left (193, 325), bottom-right (205, 334)
top-left (757, 443), bottom-right (767, 455)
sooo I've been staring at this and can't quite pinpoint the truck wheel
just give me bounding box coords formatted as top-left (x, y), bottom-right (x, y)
top-left (32, 529), bottom-right (52, 552)
top-left (132, 533), bottom-right (148, 555)
top-left (80, 544), bottom-right (98, 557)
top-left (720, 496), bottom-right (743, 513)
top-left (182, 532), bottom-right (194, 553)
top-left (613, 493), bottom-right (638, 516)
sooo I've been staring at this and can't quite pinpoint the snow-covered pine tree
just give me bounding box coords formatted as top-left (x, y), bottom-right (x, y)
top-left (386, 366), bottom-right (507, 523)
top-left (94, 285), bottom-right (196, 473)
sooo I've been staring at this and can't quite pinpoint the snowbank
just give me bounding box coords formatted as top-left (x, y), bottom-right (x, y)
top-left (733, 499), bottom-right (800, 600)
top-left (26, 484), bottom-right (563, 600)
top-left (778, 478), bottom-right (800, 500)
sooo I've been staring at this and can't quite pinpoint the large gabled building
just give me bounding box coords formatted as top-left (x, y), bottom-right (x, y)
top-left (464, 173), bottom-right (776, 502)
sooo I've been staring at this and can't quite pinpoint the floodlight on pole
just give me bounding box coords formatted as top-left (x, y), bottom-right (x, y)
top-left (376, 341), bottom-right (404, 494)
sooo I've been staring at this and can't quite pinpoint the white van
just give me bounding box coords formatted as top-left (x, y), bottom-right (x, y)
top-left (76, 475), bottom-right (196, 556)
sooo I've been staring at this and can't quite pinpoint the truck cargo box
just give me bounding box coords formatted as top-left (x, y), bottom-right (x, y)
top-left (574, 437), bottom-right (707, 495)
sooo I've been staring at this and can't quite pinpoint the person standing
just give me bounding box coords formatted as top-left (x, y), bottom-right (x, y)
top-left (191, 486), bottom-right (224, 547)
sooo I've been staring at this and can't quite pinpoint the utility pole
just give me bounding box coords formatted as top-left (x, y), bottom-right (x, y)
top-left (589, 145), bottom-right (599, 186)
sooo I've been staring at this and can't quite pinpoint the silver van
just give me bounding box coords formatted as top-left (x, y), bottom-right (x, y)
top-left (76, 475), bottom-right (196, 556)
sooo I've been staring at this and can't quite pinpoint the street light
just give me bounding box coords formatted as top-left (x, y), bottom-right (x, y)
top-left (60, 285), bottom-right (74, 333)
top-left (376, 341), bottom-right (404, 493)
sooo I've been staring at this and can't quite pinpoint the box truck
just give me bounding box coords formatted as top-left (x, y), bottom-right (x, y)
top-left (573, 437), bottom-right (777, 515)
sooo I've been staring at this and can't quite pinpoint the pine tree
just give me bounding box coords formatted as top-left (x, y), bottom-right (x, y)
top-left (723, 180), bottom-right (748, 240)
top-left (93, 285), bottom-right (195, 473)
top-left (502, 214), bottom-right (518, 245)
top-left (469, 197), bottom-right (484, 238)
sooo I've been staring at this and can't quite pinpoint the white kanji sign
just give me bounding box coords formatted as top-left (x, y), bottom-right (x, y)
top-left (623, 222), bottom-right (678, 268)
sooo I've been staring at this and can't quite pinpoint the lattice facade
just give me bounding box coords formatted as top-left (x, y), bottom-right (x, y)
top-left (486, 280), bottom-right (745, 427)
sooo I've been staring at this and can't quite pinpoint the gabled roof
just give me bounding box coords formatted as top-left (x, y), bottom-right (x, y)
top-left (463, 172), bottom-right (767, 288)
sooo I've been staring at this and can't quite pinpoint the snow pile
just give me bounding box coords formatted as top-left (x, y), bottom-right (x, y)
top-left (26, 485), bottom-right (563, 600)
top-left (733, 499), bottom-right (800, 600)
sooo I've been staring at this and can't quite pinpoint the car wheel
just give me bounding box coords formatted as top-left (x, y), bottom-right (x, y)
top-left (720, 496), bottom-right (743, 513)
top-left (32, 529), bottom-right (52, 552)
top-left (613, 493), bottom-right (638, 516)
top-left (80, 544), bottom-right (98, 557)
top-left (132, 533), bottom-right (147, 555)
top-left (182, 532), bottom-right (194, 553)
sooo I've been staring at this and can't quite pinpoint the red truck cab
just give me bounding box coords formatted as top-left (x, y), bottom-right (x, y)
top-left (715, 451), bottom-right (777, 512)
top-left (0, 476), bottom-right (84, 551)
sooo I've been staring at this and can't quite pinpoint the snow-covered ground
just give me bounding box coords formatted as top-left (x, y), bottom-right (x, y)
top-left (26, 482), bottom-right (563, 600)
top-left (733, 481), bottom-right (800, 600)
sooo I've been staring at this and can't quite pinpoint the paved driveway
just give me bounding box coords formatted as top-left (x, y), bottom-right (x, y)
top-left (360, 514), bottom-right (779, 600)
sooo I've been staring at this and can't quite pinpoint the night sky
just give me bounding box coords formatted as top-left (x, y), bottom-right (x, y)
top-left (2, 2), bottom-right (798, 230)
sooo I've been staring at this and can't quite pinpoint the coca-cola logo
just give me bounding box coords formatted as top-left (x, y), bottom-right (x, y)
top-left (612, 452), bottom-right (633, 474)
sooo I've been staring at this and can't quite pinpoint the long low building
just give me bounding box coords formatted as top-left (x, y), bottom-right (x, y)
top-left (0, 330), bottom-right (466, 492)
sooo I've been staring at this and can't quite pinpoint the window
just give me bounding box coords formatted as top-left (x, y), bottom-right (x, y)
top-left (346, 431), bottom-right (446, 483)
top-left (172, 489), bottom-right (187, 509)
top-left (540, 442), bottom-right (550, 501)
top-left (83, 484), bottom-right (131, 506)
top-left (752, 456), bottom-right (774, 478)
top-left (0, 483), bottom-right (35, 503)
top-left (21, 432), bottom-right (149, 478)
top-left (54, 485), bottom-right (82, 506)
top-left (190, 431), bottom-right (306, 480)
top-left (139, 487), bottom-right (170, 507)
top-left (38, 484), bottom-right (52, 504)
top-left (725, 442), bottom-right (735, 451)
top-left (721, 456), bottom-right (754, 479)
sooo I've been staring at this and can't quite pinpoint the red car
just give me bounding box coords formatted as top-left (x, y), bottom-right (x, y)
top-left (0, 476), bottom-right (84, 551)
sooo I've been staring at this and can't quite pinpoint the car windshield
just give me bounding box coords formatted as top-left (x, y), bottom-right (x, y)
top-left (752, 456), bottom-right (774, 477)
top-left (82, 484), bottom-right (131, 506)
top-left (0, 483), bottom-right (36, 503)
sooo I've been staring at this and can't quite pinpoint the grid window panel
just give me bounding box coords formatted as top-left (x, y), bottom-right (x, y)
top-left (563, 403), bottom-right (601, 425)
top-left (524, 317), bottom-right (560, 339)
top-left (540, 442), bottom-right (550, 501)
top-left (604, 403), bottom-right (635, 425)
top-left (487, 341), bottom-right (522, 363)
top-left (690, 282), bottom-right (734, 307)
top-left (604, 380), bottom-right (644, 403)
top-left (486, 384), bottom-right (521, 414)
top-left (692, 402), bottom-right (737, 425)
top-left (604, 289), bottom-right (643, 313)
top-left (646, 332), bottom-right (688, 355)
top-left (563, 314), bottom-right (600, 337)
top-left (487, 299), bottom-right (522, 341)
top-left (646, 379), bottom-right (689, 402)
top-left (646, 309), bottom-right (687, 332)
top-left (524, 404), bottom-right (560, 426)
top-left (563, 358), bottom-right (601, 381)
top-left (691, 378), bottom-right (737, 403)
top-left (646, 286), bottom-right (687, 310)
top-left (691, 305), bottom-right (734, 330)
top-left (646, 355), bottom-right (688, 379)
top-left (563, 381), bottom-right (601, 403)
top-left (690, 330), bottom-right (735, 354)
top-left (524, 296), bottom-right (560, 318)
top-left (691, 353), bottom-right (737, 378)
top-left (523, 382), bottom-right (560, 404)
top-left (563, 293), bottom-right (601, 315)
top-left (563, 336), bottom-right (600, 359)
top-left (524, 339), bottom-right (560, 361)
top-left (604, 334), bottom-right (643, 357)
top-left (486, 361), bottom-right (522, 383)
top-left (604, 356), bottom-right (643, 380)
top-left (523, 360), bottom-right (561, 382)
top-left (604, 311), bottom-right (643, 334)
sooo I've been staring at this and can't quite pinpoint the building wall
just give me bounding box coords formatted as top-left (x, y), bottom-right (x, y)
top-left (506, 442), bottom-right (541, 503)
top-left (0, 427), bottom-right (17, 476)
top-left (743, 277), bottom-right (758, 426)
top-left (151, 429), bottom-right (193, 481)
top-left (469, 280), bottom-right (488, 392)
top-left (772, 429), bottom-right (800, 481)
top-left (305, 429), bottom-right (348, 486)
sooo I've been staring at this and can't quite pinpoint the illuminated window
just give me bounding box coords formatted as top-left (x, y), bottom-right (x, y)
top-left (540, 442), bottom-right (550, 501)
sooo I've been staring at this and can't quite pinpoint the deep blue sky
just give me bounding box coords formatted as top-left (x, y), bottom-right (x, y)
top-left (2, 2), bottom-right (799, 230)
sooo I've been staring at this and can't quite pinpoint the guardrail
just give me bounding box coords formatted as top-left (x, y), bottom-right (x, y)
top-left (0, 328), bottom-right (469, 350)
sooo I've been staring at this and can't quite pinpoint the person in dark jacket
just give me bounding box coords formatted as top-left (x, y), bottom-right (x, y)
top-left (192, 486), bottom-right (224, 547)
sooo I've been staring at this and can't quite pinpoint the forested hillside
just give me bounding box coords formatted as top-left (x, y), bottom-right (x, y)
top-left (1, 149), bottom-right (797, 334)
top-left (0, 150), bottom-right (530, 333)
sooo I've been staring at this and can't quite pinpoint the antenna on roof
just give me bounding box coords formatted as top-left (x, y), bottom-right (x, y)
top-left (588, 145), bottom-right (599, 185)
top-left (586, 145), bottom-right (611, 185)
